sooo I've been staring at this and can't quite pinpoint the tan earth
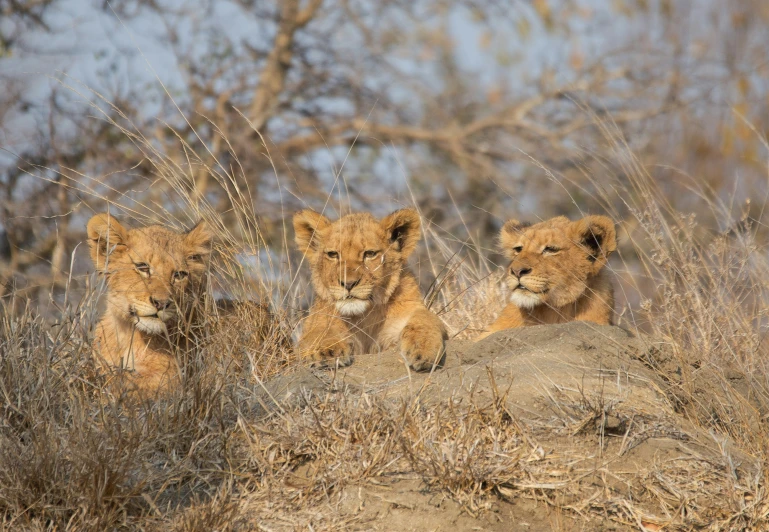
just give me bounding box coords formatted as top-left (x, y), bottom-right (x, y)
top-left (243, 322), bottom-right (757, 530)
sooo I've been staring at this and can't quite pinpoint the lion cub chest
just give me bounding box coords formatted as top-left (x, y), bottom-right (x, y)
top-left (346, 307), bottom-right (413, 354)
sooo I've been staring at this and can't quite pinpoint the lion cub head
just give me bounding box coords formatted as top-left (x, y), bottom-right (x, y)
top-left (293, 209), bottom-right (421, 317)
top-left (499, 215), bottom-right (617, 310)
top-left (87, 213), bottom-right (212, 335)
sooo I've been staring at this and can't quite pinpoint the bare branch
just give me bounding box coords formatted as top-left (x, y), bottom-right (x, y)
top-left (249, 0), bottom-right (323, 131)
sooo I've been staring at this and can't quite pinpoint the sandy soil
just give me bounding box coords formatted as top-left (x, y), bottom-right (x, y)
top-left (243, 322), bottom-right (757, 530)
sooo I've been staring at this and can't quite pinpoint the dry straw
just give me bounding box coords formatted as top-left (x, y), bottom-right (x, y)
top-left (2, 103), bottom-right (769, 530)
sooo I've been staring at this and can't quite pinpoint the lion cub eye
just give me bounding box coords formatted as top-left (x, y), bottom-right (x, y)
top-left (187, 254), bottom-right (202, 263)
top-left (173, 271), bottom-right (189, 282)
top-left (363, 250), bottom-right (379, 260)
top-left (543, 246), bottom-right (560, 254)
top-left (511, 246), bottom-right (523, 253)
top-left (325, 251), bottom-right (339, 260)
top-left (135, 262), bottom-right (151, 274)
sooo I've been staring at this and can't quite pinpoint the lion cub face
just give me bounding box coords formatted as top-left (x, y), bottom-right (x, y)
top-left (293, 209), bottom-right (421, 317)
top-left (87, 213), bottom-right (212, 335)
top-left (499, 215), bottom-right (617, 310)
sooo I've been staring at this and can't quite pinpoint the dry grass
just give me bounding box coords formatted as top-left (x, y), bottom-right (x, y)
top-left (0, 291), bottom-right (260, 530)
top-left (3, 112), bottom-right (769, 530)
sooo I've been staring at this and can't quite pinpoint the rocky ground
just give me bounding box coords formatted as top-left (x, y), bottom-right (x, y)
top-left (239, 322), bottom-right (756, 531)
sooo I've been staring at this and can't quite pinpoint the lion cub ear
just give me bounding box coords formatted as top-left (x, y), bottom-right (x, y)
top-left (381, 208), bottom-right (421, 258)
top-left (87, 213), bottom-right (129, 270)
top-left (499, 219), bottom-right (530, 255)
top-left (293, 210), bottom-right (331, 255)
top-left (184, 221), bottom-right (213, 264)
top-left (574, 215), bottom-right (617, 271)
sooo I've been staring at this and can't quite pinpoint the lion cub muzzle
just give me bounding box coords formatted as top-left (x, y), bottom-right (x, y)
top-left (334, 281), bottom-right (373, 317)
top-left (131, 296), bottom-right (176, 334)
top-left (506, 258), bottom-right (550, 309)
top-left (329, 266), bottom-right (374, 316)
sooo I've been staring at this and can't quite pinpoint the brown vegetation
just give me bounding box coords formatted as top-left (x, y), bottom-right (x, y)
top-left (3, 144), bottom-right (769, 528)
top-left (2, 0), bottom-right (769, 529)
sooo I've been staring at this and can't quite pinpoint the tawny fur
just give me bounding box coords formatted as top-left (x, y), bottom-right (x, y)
top-left (87, 213), bottom-right (279, 394)
top-left (478, 215), bottom-right (617, 340)
top-left (294, 209), bottom-right (447, 371)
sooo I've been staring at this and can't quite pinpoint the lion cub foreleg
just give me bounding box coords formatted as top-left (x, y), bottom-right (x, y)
top-left (398, 308), bottom-right (447, 371)
top-left (477, 304), bottom-right (525, 341)
top-left (299, 303), bottom-right (355, 367)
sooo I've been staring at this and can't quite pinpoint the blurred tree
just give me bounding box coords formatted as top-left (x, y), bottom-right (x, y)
top-left (1, 0), bottom-right (768, 309)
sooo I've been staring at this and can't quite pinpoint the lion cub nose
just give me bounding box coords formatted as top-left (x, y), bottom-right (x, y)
top-left (150, 297), bottom-right (172, 311)
top-left (511, 266), bottom-right (532, 278)
top-left (340, 279), bottom-right (360, 291)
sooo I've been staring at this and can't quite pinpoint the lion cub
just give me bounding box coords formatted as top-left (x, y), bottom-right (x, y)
top-left (293, 209), bottom-right (447, 371)
top-left (87, 213), bottom-right (278, 393)
top-left (479, 215), bottom-right (617, 339)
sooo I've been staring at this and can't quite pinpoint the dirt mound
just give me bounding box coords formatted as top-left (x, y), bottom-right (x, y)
top-left (243, 322), bottom-right (758, 530)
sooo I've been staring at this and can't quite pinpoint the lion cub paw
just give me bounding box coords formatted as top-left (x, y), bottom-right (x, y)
top-left (400, 322), bottom-right (446, 372)
top-left (305, 341), bottom-right (354, 369)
